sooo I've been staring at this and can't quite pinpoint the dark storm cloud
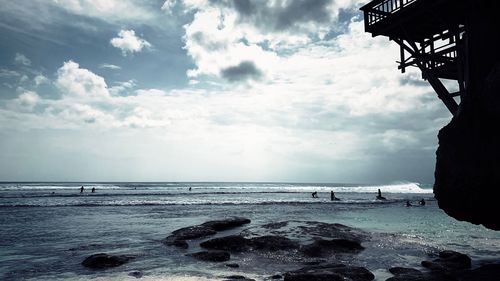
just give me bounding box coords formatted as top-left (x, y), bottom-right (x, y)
top-left (210, 0), bottom-right (335, 32)
top-left (220, 61), bottom-right (262, 82)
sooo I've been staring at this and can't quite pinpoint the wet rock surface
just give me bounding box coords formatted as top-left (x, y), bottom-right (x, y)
top-left (283, 263), bottom-right (375, 281)
top-left (223, 275), bottom-right (256, 281)
top-left (165, 219), bottom-right (498, 281)
top-left (301, 238), bottom-right (364, 257)
top-left (81, 253), bottom-right (134, 269)
top-left (200, 235), bottom-right (250, 252)
top-left (386, 251), bottom-right (500, 281)
top-left (421, 250), bottom-right (471, 271)
top-left (164, 217), bottom-right (251, 248)
top-left (188, 251), bottom-right (230, 262)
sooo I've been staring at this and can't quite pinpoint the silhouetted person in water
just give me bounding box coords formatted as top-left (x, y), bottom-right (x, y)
top-left (91, 187), bottom-right (95, 193)
top-left (376, 189), bottom-right (386, 200)
top-left (80, 186), bottom-right (84, 193)
top-left (419, 198), bottom-right (426, 206)
top-left (312, 191), bottom-right (318, 198)
top-left (331, 191), bottom-right (340, 201)
top-left (406, 200), bottom-right (412, 207)
top-left (189, 187), bottom-right (192, 191)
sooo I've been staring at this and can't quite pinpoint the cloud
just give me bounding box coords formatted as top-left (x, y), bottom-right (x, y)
top-left (99, 64), bottom-right (121, 70)
top-left (0, 69), bottom-right (20, 78)
top-left (51, 0), bottom-right (155, 23)
top-left (10, 91), bottom-right (39, 112)
top-left (14, 53), bottom-right (31, 66)
top-left (34, 74), bottom-right (49, 86)
top-left (55, 60), bottom-right (109, 98)
top-left (110, 80), bottom-right (136, 95)
top-left (220, 61), bottom-right (262, 82)
top-left (110, 29), bottom-right (152, 56)
top-left (161, 0), bottom-right (177, 13)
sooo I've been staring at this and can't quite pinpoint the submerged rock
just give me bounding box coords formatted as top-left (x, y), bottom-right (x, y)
top-left (201, 217), bottom-right (251, 231)
top-left (128, 271), bottom-right (143, 278)
top-left (164, 217), bottom-right (251, 248)
top-left (200, 235), bottom-right (250, 252)
top-left (461, 264), bottom-right (500, 281)
top-left (421, 250), bottom-right (471, 272)
top-left (284, 263), bottom-right (374, 281)
top-left (223, 275), bottom-right (256, 281)
top-left (188, 251), bottom-right (230, 262)
top-left (301, 238), bottom-right (364, 257)
top-left (386, 267), bottom-right (455, 281)
top-left (250, 235), bottom-right (299, 251)
top-left (81, 253), bottom-right (134, 269)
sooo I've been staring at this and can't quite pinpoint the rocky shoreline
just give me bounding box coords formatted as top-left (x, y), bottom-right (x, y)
top-left (81, 217), bottom-right (499, 280)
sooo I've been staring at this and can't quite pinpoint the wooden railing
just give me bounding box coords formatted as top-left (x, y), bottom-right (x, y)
top-left (361, 0), bottom-right (418, 26)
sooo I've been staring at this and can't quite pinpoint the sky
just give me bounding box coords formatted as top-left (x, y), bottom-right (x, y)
top-left (0, 0), bottom-right (454, 183)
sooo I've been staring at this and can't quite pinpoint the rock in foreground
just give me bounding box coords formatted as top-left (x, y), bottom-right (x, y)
top-left (164, 217), bottom-right (251, 248)
top-left (284, 263), bottom-right (374, 281)
top-left (82, 253), bottom-right (134, 269)
top-left (188, 251), bottom-right (231, 262)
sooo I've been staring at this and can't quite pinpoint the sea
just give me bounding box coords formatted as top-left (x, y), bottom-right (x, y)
top-left (0, 182), bottom-right (498, 280)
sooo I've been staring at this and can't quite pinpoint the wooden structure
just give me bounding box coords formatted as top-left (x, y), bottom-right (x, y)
top-left (360, 0), bottom-right (470, 116)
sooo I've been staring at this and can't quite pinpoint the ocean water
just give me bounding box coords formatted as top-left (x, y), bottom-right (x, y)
top-left (0, 182), bottom-right (498, 280)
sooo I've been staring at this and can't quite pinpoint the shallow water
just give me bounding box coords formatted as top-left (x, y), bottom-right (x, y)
top-left (0, 182), bottom-right (498, 280)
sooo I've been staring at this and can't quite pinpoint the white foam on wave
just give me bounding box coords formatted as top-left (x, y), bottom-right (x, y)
top-left (266, 182), bottom-right (431, 194)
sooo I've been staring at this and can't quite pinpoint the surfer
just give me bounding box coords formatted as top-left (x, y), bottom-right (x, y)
top-left (189, 187), bottom-right (192, 191)
top-left (80, 186), bottom-right (84, 193)
top-left (419, 198), bottom-right (426, 206)
top-left (331, 191), bottom-right (340, 201)
top-left (312, 191), bottom-right (318, 198)
top-left (376, 189), bottom-right (386, 200)
top-left (91, 187), bottom-right (95, 193)
top-left (406, 200), bottom-right (412, 207)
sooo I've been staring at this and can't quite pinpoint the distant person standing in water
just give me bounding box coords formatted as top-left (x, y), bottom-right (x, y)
top-left (312, 191), bottom-right (318, 198)
top-left (376, 189), bottom-right (386, 200)
top-left (406, 200), bottom-right (412, 207)
top-left (91, 187), bottom-right (95, 193)
top-left (419, 198), bottom-right (426, 206)
top-left (80, 186), bottom-right (84, 193)
top-left (331, 191), bottom-right (340, 201)
top-left (189, 187), bottom-right (192, 191)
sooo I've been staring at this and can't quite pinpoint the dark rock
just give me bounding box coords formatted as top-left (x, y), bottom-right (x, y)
top-left (301, 239), bottom-right (364, 257)
top-left (201, 217), bottom-right (251, 231)
top-left (284, 263), bottom-right (374, 281)
top-left (421, 250), bottom-right (471, 271)
top-left (386, 267), bottom-right (426, 281)
top-left (167, 225), bottom-right (217, 241)
top-left (170, 239), bottom-right (188, 249)
top-left (249, 235), bottom-right (299, 251)
top-left (224, 275), bottom-right (255, 280)
top-left (200, 235), bottom-right (250, 252)
top-left (128, 271), bottom-right (143, 278)
top-left (201, 234), bottom-right (299, 252)
top-left (271, 274), bottom-right (282, 279)
top-left (81, 253), bottom-right (134, 269)
top-left (386, 267), bottom-right (456, 281)
top-left (460, 264), bottom-right (500, 281)
top-left (164, 217), bottom-right (251, 248)
top-left (389, 267), bottom-right (423, 275)
top-left (188, 251), bottom-right (230, 262)
top-left (226, 263), bottom-right (240, 268)
top-left (434, 61), bottom-right (500, 231)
